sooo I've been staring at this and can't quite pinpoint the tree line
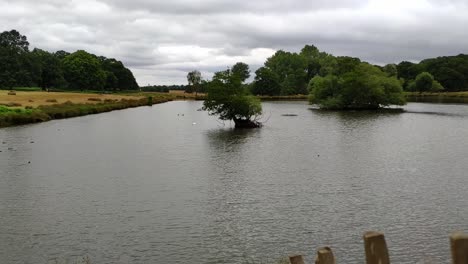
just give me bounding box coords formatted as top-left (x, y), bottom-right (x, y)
top-left (396, 55), bottom-right (468, 92)
top-left (188, 45), bottom-right (468, 112)
top-left (251, 45), bottom-right (468, 95)
top-left (187, 45), bottom-right (468, 98)
top-left (0, 29), bottom-right (139, 90)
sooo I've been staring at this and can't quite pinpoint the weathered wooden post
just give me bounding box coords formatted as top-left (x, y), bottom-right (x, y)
top-left (451, 232), bottom-right (468, 264)
top-left (315, 247), bottom-right (335, 264)
top-left (289, 255), bottom-right (305, 264)
top-left (363, 231), bottom-right (390, 264)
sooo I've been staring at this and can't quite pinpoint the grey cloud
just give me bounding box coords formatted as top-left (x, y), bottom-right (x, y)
top-left (101, 0), bottom-right (367, 14)
top-left (1, 0), bottom-right (468, 85)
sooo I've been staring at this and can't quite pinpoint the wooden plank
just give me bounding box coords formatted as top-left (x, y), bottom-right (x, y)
top-left (315, 247), bottom-right (335, 264)
top-left (363, 231), bottom-right (390, 264)
top-left (289, 255), bottom-right (305, 264)
top-left (451, 232), bottom-right (468, 264)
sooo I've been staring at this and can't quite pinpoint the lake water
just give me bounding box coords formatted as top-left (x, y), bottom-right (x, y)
top-left (1, 101), bottom-right (467, 264)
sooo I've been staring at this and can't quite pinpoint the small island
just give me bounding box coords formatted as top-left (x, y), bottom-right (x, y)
top-left (202, 63), bottom-right (263, 128)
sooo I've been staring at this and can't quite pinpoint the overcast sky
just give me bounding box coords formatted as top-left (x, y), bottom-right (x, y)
top-left (1, 0), bottom-right (468, 85)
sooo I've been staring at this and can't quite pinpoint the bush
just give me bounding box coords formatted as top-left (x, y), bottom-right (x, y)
top-left (414, 72), bottom-right (445, 93)
top-left (87, 98), bottom-right (102, 102)
top-left (309, 62), bottom-right (406, 110)
top-left (46, 99), bottom-right (58, 103)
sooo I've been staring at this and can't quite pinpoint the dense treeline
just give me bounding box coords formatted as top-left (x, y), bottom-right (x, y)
top-left (194, 44), bottom-right (468, 110)
top-left (248, 45), bottom-right (468, 96)
top-left (140, 84), bottom-right (189, 93)
top-left (397, 55), bottom-right (468, 92)
top-left (0, 30), bottom-right (139, 90)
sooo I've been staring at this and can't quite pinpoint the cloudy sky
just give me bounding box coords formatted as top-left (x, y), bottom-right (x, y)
top-left (1, 0), bottom-right (468, 85)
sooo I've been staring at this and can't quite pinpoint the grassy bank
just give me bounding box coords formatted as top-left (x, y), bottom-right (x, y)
top-left (0, 96), bottom-right (172, 128)
top-left (405, 91), bottom-right (468, 98)
top-left (0, 90), bottom-right (148, 108)
top-left (405, 91), bottom-right (468, 103)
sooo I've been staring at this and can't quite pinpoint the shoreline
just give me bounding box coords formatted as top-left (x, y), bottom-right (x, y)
top-left (0, 96), bottom-right (173, 128)
top-left (404, 91), bottom-right (468, 104)
top-left (2, 91), bottom-right (468, 128)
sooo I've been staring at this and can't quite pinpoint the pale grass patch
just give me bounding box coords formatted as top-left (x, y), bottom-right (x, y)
top-left (0, 91), bottom-right (144, 108)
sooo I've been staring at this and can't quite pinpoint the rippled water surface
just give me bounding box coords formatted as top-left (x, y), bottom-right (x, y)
top-left (1, 101), bottom-right (467, 264)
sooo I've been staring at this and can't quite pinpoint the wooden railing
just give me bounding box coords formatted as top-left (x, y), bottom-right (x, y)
top-left (289, 231), bottom-right (468, 264)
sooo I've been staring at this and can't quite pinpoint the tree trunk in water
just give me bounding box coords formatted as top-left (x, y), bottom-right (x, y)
top-left (233, 118), bottom-right (261, 128)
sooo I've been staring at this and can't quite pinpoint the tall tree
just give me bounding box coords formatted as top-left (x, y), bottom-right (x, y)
top-left (265, 50), bottom-right (308, 95)
top-left (0, 30), bottom-right (35, 88)
top-left (231, 62), bottom-right (250, 82)
top-left (31, 48), bottom-right (67, 89)
top-left (100, 57), bottom-right (139, 90)
top-left (252, 67), bottom-right (281, 95)
top-left (186, 70), bottom-right (202, 95)
top-left (62, 50), bottom-right (106, 90)
top-left (0, 30), bottom-right (29, 53)
top-left (411, 72), bottom-right (444, 93)
top-left (383, 64), bottom-right (398, 77)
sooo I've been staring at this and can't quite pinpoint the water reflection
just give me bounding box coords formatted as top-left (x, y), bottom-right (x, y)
top-left (200, 128), bottom-right (264, 263)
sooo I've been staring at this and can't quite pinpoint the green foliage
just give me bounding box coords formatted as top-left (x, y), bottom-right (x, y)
top-left (62, 50), bottom-right (106, 90)
top-left (0, 32), bottom-right (27, 88)
top-left (186, 70), bottom-right (202, 93)
top-left (413, 72), bottom-right (445, 93)
top-left (414, 72), bottom-right (434, 92)
top-left (231, 62), bottom-right (250, 82)
top-left (398, 55), bottom-right (468, 92)
top-left (99, 57), bottom-right (139, 90)
top-left (300, 44), bottom-right (334, 79)
top-left (383, 64), bottom-right (398, 77)
top-left (0, 30), bottom-right (29, 53)
top-left (0, 29), bottom-right (139, 91)
top-left (432, 80), bottom-right (444, 92)
top-left (54, 50), bottom-right (70, 60)
top-left (140, 85), bottom-right (174, 92)
top-left (104, 71), bottom-right (118, 90)
top-left (310, 62), bottom-right (405, 109)
top-left (31, 48), bottom-right (67, 89)
top-left (202, 67), bottom-right (262, 123)
top-left (265, 50), bottom-right (308, 95)
top-left (252, 45), bottom-right (356, 96)
top-left (418, 55), bottom-right (468, 91)
top-left (252, 67), bottom-right (281, 95)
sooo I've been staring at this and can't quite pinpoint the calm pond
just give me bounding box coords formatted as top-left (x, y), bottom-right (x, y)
top-left (1, 101), bottom-right (467, 264)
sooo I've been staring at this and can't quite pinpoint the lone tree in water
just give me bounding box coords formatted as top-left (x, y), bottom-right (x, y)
top-left (202, 64), bottom-right (262, 128)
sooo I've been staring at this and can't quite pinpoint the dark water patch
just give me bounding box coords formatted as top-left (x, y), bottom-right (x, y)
top-left (404, 110), bottom-right (468, 117)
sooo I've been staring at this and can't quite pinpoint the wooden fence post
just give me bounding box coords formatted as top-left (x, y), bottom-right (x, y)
top-left (363, 231), bottom-right (390, 264)
top-left (289, 255), bottom-right (305, 264)
top-left (315, 247), bottom-right (335, 264)
top-left (451, 232), bottom-right (468, 264)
